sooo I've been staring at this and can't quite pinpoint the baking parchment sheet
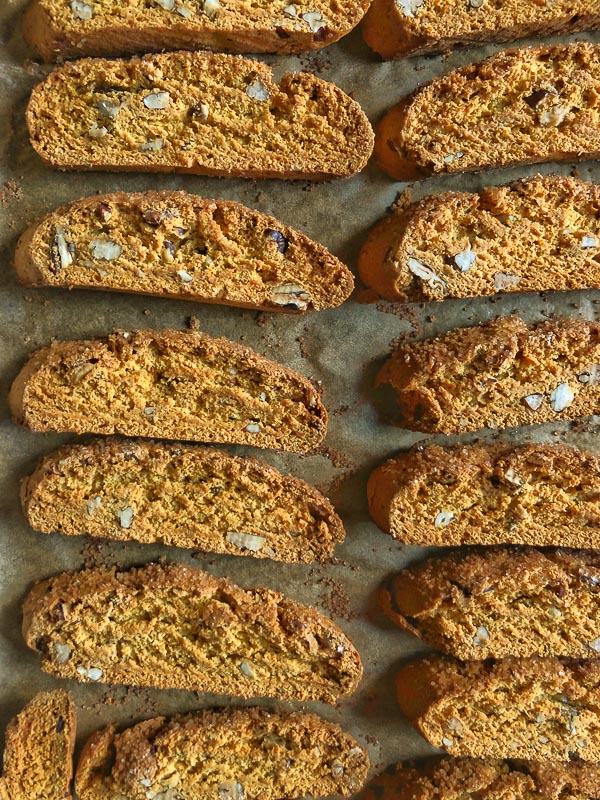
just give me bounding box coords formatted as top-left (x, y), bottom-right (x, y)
top-left (1, 2), bottom-right (600, 792)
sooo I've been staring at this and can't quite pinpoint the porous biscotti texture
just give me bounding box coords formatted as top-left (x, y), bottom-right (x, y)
top-left (368, 443), bottom-right (600, 547)
top-left (358, 175), bottom-right (600, 303)
top-left (26, 51), bottom-right (374, 180)
top-left (376, 317), bottom-right (600, 434)
top-left (22, 437), bottom-right (345, 562)
top-left (382, 546), bottom-right (600, 660)
top-left (359, 758), bottom-right (600, 800)
top-left (24, 0), bottom-right (371, 60)
top-left (23, 562), bottom-right (362, 702)
top-left (15, 192), bottom-right (354, 312)
top-left (376, 43), bottom-right (600, 180)
top-left (9, 329), bottom-right (327, 452)
top-left (396, 656), bottom-right (600, 761)
top-left (1, 691), bottom-right (75, 800)
top-left (75, 707), bottom-right (369, 800)
top-left (362, 0), bottom-right (600, 60)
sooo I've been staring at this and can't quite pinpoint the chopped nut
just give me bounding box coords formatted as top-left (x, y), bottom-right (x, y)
top-left (94, 202), bottom-right (112, 222)
top-left (143, 91), bottom-right (171, 110)
top-left (581, 235), bottom-right (599, 248)
top-left (86, 496), bottom-right (102, 516)
top-left (226, 531), bottom-right (266, 552)
top-left (331, 760), bottom-right (344, 778)
top-left (504, 468), bottom-right (522, 486)
top-left (190, 102), bottom-right (210, 119)
top-left (540, 105), bottom-right (568, 126)
top-left (118, 507), bottom-right (134, 529)
top-left (442, 737), bottom-right (453, 748)
top-left (283, 4), bottom-right (297, 16)
top-left (550, 382), bottom-right (574, 412)
top-left (577, 365), bottom-right (600, 385)
top-left (407, 257), bottom-right (447, 293)
top-left (538, 736), bottom-right (549, 744)
top-left (302, 11), bottom-right (325, 31)
top-left (87, 667), bottom-right (103, 681)
top-left (454, 248), bottom-right (476, 272)
top-left (164, 241), bottom-right (176, 262)
top-left (443, 151), bottom-right (463, 164)
top-left (239, 660), bottom-right (255, 678)
top-left (177, 269), bottom-right (193, 283)
top-left (493, 272), bottom-right (521, 290)
top-left (89, 122), bottom-right (108, 139)
top-left (51, 227), bottom-right (74, 273)
top-left (140, 138), bottom-right (164, 151)
top-left (71, 0), bottom-right (93, 19)
top-left (434, 510), bottom-right (454, 528)
top-left (589, 637), bottom-right (600, 652)
top-left (153, 0), bottom-right (175, 8)
top-left (524, 89), bottom-right (550, 109)
top-left (246, 81), bottom-right (270, 101)
top-left (97, 99), bottom-right (121, 119)
top-left (473, 626), bottom-right (490, 647)
top-left (53, 643), bottom-right (72, 664)
top-left (395, 0), bottom-right (425, 16)
top-left (264, 228), bottom-right (289, 254)
top-left (524, 393), bottom-right (544, 410)
top-left (259, 392), bottom-right (267, 402)
top-left (203, 0), bottom-right (221, 17)
top-left (218, 783), bottom-right (245, 800)
top-left (548, 606), bottom-right (562, 618)
top-left (176, 5), bottom-right (193, 17)
top-left (246, 423), bottom-right (261, 434)
top-left (448, 717), bottom-right (463, 732)
top-left (271, 284), bottom-right (310, 310)
top-left (144, 406), bottom-right (155, 416)
top-left (469, 0), bottom-right (483, 7)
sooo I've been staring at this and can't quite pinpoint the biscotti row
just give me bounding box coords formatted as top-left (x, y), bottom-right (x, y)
top-left (0, 690), bottom-right (369, 800)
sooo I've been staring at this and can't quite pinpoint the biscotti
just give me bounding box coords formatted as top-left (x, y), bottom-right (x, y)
top-left (360, 758), bottom-right (600, 800)
top-left (24, 0), bottom-right (371, 60)
top-left (27, 51), bottom-right (374, 180)
top-left (362, 0), bottom-right (600, 60)
top-left (376, 316), bottom-right (600, 434)
top-left (376, 43), bottom-right (600, 180)
top-left (22, 438), bottom-right (345, 562)
top-left (15, 192), bottom-right (354, 312)
top-left (368, 443), bottom-right (600, 547)
top-left (359, 174), bottom-right (600, 303)
top-left (1, 691), bottom-right (75, 800)
top-left (382, 547), bottom-right (600, 660)
top-left (9, 329), bottom-right (327, 452)
top-left (396, 656), bottom-right (600, 761)
top-left (75, 707), bottom-right (369, 800)
top-left (23, 562), bottom-right (362, 702)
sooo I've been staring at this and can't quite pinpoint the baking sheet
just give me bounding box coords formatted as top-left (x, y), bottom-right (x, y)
top-left (1, 2), bottom-right (600, 791)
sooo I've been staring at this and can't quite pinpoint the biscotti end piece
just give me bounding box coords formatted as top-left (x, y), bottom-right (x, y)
top-left (376, 43), bottom-right (600, 180)
top-left (2, 690), bottom-right (75, 800)
top-left (362, 0), bottom-right (600, 60)
top-left (359, 175), bottom-right (600, 303)
top-left (24, 0), bottom-right (371, 60)
top-left (76, 708), bottom-right (369, 800)
top-left (376, 316), bottom-right (600, 434)
top-left (396, 656), bottom-right (600, 762)
top-left (9, 329), bottom-right (327, 453)
top-left (382, 546), bottom-right (600, 659)
top-left (23, 562), bottom-right (362, 702)
top-left (26, 51), bottom-right (374, 180)
top-left (21, 438), bottom-right (345, 563)
top-left (368, 443), bottom-right (600, 547)
top-left (14, 192), bottom-right (354, 312)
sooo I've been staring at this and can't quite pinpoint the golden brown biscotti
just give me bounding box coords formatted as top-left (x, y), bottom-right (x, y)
top-left (396, 656), bottom-right (600, 762)
top-left (359, 758), bottom-right (600, 800)
top-left (382, 547), bottom-right (600, 660)
top-left (27, 50), bottom-right (374, 180)
top-left (21, 437), bottom-right (345, 562)
top-left (9, 329), bottom-right (327, 453)
top-left (362, 0), bottom-right (600, 60)
top-left (1, 691), bottom-right (75, 800)
top-left (376, 43), bottom-right (600, 181)
top-left (358, 175), bottom-right (600, 303)
top-left (376, 316), bottom-right (600, 434)
top-left (368, 443), bottom-right (600, 547)
top-left (75, 707), bottom-right (369, 800)
top-left (23, 562), bottom-right (362, 702)
top-left (24, 0), bottom-right (371, 61)
top-left (15, 192), bottom-right (354, 312)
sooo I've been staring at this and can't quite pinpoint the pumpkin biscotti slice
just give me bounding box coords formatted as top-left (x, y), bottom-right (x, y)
top-left (75, 707), bottom-right (369, 800)
top-left (368, 443), bottom-right (600, 547)
top-left (359, 175), bottom-right (600, 303)
top-left (23, 562), bottom-right (362, 702)
top-left (396, 656), bottom-right (600, 762)
top-left (376, 43), bottom-right (600, 180)
top-left (22, 438), bottom-right (345, 562)
top-left (15, 192), bottom-right (354, 312)
top-left (27, 50), bottom-right (374, 180)
top-left (382, 547), bottom-right (600, 660)
top-left (362, 0), bottom-right (600, 60)
top-left (24, 0), bottom-right (371, 60)
top-left (376, 316), bottom-right (600, 434)
top-left (9, 329), bottom-right (327, 452)
top-left (1, 691), bottom-right (75, 800)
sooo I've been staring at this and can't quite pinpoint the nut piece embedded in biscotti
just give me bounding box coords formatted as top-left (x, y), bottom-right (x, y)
top-left (375, 316), bottom-right (600, 434)
top-left (23, 562), bottom-right (362, 703)
top-left (8, 329), bottom-right (328, 453)
top-left (375, 43), bottom-right (600, 180)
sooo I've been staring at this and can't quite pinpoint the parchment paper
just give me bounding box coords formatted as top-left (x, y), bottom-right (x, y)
top-left (1, 3), bottom-right (600, 792)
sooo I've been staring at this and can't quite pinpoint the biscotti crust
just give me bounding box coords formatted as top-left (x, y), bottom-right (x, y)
top-left (24, 0), bottom-right (371, 60)
top-left (75, 708), bottom-right (370, 800)
top-left (26, 51), bottom-right (374, 180)
top-left (375, 43), bottom-right (600, 180)
top-left (14, 191), bottom-right (354, 312)
top-left (23, 562), bottom-right (362, 702)
top-left (396, 656), bottom-right (600, 762)
top-left (362, 0), bottom-right (600, 60)
top-left (358, 175), bottom-right (600, 303)
top-left (376, 316), bottom-right (600, 434)
top-left (368, 442), bottom-right (600, 547)
top-left (382, 546), bottom-right (600, 660)
top-left (9, 329), bottom-right (328, 452)
top-left (21, 437), bottom-right (345, 562)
